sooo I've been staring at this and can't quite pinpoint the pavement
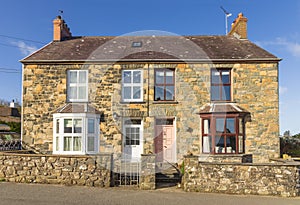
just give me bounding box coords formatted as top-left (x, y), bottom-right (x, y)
top-left (0, 182), bottom-right (299, 205)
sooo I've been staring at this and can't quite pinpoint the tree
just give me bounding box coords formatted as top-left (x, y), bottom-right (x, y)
top-left (283, 130), bottom-right (291, 137)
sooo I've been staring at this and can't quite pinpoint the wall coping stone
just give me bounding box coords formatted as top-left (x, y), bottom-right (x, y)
top-left (0, 151), bottom-right (113, 158)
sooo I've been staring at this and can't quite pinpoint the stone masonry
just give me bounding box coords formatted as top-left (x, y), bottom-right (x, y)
top-left (183, 156), bottom-right (300, 197)
top-left (0, 152), bottom-right (112, 187)
top-left (22, 61), bottom-right (279, 163)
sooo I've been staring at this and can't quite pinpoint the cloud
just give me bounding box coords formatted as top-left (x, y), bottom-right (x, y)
top-left (11, 41), bottom-right (38, 56)
top-left (279, 86), bottom-right (288, 95)
top-left (256, 37), bottom-right (300, 57)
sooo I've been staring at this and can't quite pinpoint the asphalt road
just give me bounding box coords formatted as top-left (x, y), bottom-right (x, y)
top-left (0, 182), bottom-right (299, 205)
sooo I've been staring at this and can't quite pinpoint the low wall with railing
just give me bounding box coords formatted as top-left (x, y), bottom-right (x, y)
top-left (182, 155), bottom-right (300, 197)
top-left (0, 152), bottom-right (112, 187)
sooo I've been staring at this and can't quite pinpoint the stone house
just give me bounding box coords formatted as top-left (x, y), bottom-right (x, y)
top-left (21, 13), bottom-right (280, 164)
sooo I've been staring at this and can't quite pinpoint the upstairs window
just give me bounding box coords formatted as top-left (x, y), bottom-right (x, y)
top-left (67, 70), bottom-right (88, 102)
top-left (155, 69), bottom-right (175, 101)
top-left (122, 70), bottom-right (143, 102)
top-left (211, 69), bottom-right (231, 101)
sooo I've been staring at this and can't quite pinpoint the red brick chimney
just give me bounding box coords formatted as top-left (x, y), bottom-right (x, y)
top-left (228, 13), bottom-right (248, 39)
top-left (53, 16), bottom-right (72, 41)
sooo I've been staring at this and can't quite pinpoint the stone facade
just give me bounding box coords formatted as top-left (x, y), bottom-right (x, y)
top-left (139, 154), bottom-right (156, 190)
top-left (0, 152), bottom-right (112, 187)
top-left (183, 156), bottom-right (300, 197)
top-left (22, 61), bottom-right (279, 163)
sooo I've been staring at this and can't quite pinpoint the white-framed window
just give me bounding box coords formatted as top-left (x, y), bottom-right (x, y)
top-left (53, 113), bottom-right (99, 155)
top-left (122, 70), bottom-right (143, 102)
top-left (67, 70), bottom-right (88, 102)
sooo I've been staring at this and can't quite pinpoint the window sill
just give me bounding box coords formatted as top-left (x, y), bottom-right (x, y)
top-left (153, 101), bottom-right (179, 104)
top-left (120, 101), bottom-right (146, 104)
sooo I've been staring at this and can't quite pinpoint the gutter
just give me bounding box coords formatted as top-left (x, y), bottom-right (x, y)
top-left (20, 58), bottom-right (282, 64)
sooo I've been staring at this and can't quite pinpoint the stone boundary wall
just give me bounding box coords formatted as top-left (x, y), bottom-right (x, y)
top-left (140, 154), bottom-right (156, 190)
top-left (183, 156), bottom-right (300, 197)
top-left (0, 152), bottom-right (112, 187)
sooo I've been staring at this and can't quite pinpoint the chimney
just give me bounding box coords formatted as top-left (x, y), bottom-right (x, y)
top-left (53, 16), bottom-right (72, 41)
top-left (228, 13), bottom-right (248, 39)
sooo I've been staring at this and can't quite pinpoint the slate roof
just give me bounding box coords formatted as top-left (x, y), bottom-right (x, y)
top-left (21, 36), bottom-right (279, 63)
top-left (199, 102), bottom-right (250, 114)
top-left (54, 103), bottom-right (101, 114)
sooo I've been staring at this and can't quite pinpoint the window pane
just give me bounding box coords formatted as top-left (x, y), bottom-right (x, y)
top-left (239, 118), bottom-right (244, 135)
top-left (123, 86), bottom-right (131, 99)
top-left (165, 86), bottom-right (174, 100)
top-left (226, 118), bottom-right (235, 133)
top-left (64, 136), bottom-right (72, 151)
top-left (88, 137), bottom-right (95, 152)
top-left (221, 71), bottom-right (230, 84)
top-left (211, 71), bottom-right (220, 84)
top-left (215, 135), bottom-right (223, 153)
top-left (203, 119), bottom-right (210, 134)
top-left (56, 119), bottom-right (59, 134)
top-left (165, 71), bottom-right (174, 84)
top-left (203, 136), bottom-right (212, 153)
top-left (133, 86), bottom-right (141, 99)
top-left (155, 86), bottom-right (164, 101)
top-left (155, 71), bottom-right (164, 84)
top-left (73, 137), bottom-right (82, 151)
top-left (238, 135), bottom-right (244, 153)
top-left (125, 119), bottom-right (142, 125)
top-left (79, 71), bottom-right (87, 83)
top-left (223, 85), bottom-right (231, 101)
top-left (74, 119), bottom-right (82, 133)
top-left (123, 71), bottom-right (131, 83)
top-left (56, 136), bottom-right (59, 151)
top-left (69, 87), bottom-right (77, 99)
top-left (133, 71), bottom-right (141, 83)
top-left (216, 118), bottom-right (225, 133)
top-left (64, 119), bottom-right (72, 133)
top-left (228, 136), bottom-right (236, 153)
top-left (69, 71), bottom-right (77, 83)
top-left (88, 119), bottom-right (95, 134)
top-left (211, 86), bottom-right (220, 101)
top-left (78, 86), bottom-right (87, 100)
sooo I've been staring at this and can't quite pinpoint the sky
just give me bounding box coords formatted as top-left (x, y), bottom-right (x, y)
top-left (0, 0), bottom-right (299, 135)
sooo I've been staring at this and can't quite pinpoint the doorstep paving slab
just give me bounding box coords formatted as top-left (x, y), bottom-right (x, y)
top-left (0, 183), bottom-right (299, 205)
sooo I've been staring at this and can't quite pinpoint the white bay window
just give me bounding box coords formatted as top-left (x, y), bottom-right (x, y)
top-left (53, 113), bottom-right (99, 154)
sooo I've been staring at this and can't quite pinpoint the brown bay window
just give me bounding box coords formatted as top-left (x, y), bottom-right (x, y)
top-left (202, 114), bottom-right (245, 154)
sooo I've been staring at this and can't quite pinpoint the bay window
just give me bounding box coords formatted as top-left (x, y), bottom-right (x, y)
top-left (53, 113), bottom-right (99, 154)
top-left (202, 115), bottom-right (245, 154)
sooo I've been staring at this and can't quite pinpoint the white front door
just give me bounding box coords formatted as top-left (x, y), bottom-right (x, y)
top-left (123, 119), bottom-right (143, 162)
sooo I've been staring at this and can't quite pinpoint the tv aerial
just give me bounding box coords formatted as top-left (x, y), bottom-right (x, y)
top-left (220, 6), bottom-right (232, 34)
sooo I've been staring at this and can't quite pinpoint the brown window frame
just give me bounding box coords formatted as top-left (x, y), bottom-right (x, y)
top-left (201, 114), bottom-right (245, 155)
top-left (211, 68), bottom-right (231, 101)
top-left (154, 69), bottom-right (175, 101)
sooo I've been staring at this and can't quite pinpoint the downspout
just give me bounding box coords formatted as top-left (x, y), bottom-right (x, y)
top-left (147, 63), bottom-right (150, 117)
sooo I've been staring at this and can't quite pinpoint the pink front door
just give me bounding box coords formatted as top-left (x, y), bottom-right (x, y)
top-left (154, 119), bottom-right (176, 163)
